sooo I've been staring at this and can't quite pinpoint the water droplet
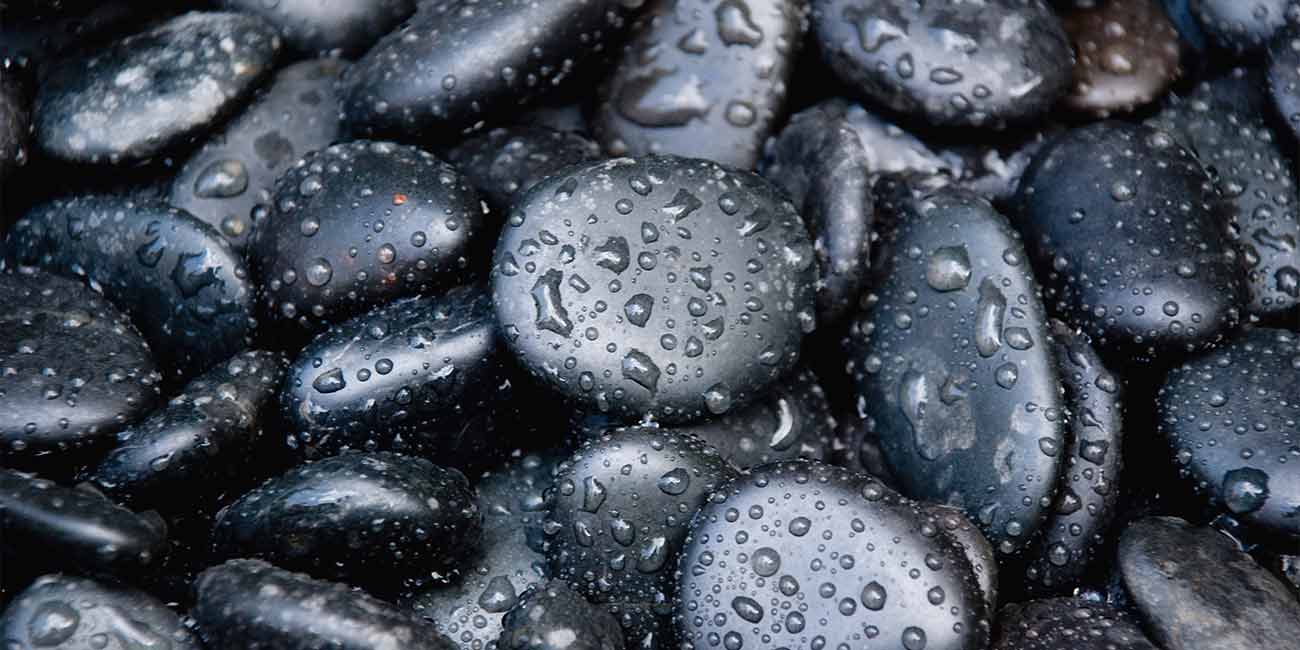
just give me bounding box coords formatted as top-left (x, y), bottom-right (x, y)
top-left (658, 467), bottom-right (691, 495)
top-left (624, 293), bottom-right (654, 327)
top-left (312, 368), bottom-right (346, 394)
top-left (582, 476), bottom-right (607, 512)
top-left (731, 596), bottom-right (764, 623)
top-left (861, 581), bottom-right (887, 610)
top-left (703, 383), bottom-right (732, 414)
top-left (194, 159), bottom-right (249, 198)
top-left (715, 0), bottom-right (763, 46)
top-left (28, 601), bottom-right (80, 646)
top-left (305, 258), bottom-right (333, 287)
top-left (975, 278), bottom-right (1006, 357)
top-left (927, 245), bottom-right (971, 292)
top-left (622, 349), bottom-right (661, 394)
top-left (752, 547), bottom-right (781, 577)
top-left (532, 269), bottom-right (573, 336)
top-left (1222, 467), bottom-right (1270, 514)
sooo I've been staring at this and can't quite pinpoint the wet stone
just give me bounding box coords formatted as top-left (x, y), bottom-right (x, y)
top-left (213, 452), bottom-right (481, 588)
top-left (281, 286), bottom-right (518, 469)
top-left (193, 558), bottom-right (456, 649)
top-left (674, 461), bottom-right (990, 650)
top-left (254, 140), bottom-right (485, 337)
top-left (170, 58), bottom-right (347, 254)
top-left (1013, 121), bottom-right (1244, 357)
top-left (0, 574), bottom-right (200, 650)
top-left (218, 0), bottom-right (416, 56)
top-left (594, 0), bottom-right (809, 169)
top-left (1118, 516), bottom-right (1300, 650)
top-left (6, 194), bottom-right (256, 381)
top-left (993, 597), bottom-right (1157, 650)
top-left (446, 125), bottom-right (603, 216)
top-left (344, 0), bottom-right (643, 140)
top-left (1267, 23), bottom-right (1300, 141)
top-left (1157, 328), bottom-right (1300, 542)
top-left (87, 349), bottom-right (286, 512)
top-left (0, 468), bottom-right (169, 574)
top-left (498, 581), bottom-right (625, 650)
top-left (492, 156), bottom-right (818, 424)
top-left (1022, 321), bottom-right (1125, 596)
top-left (543, 428), bottom-right (736, 639)
top-left (847, 180), bottom-right (1066, 556)
top-left (1060, 0), bottom-right (1183, 117)
top-left (0, 268), bottom-right (161, 458)
top-left (0, 65), bottom-right (30, 182)
top-left (1193, 0), bottom-right (1298, 54)
top-left (33, 11), bottom-right (281, 164)
top-left (812, 0), bottom-right (1072, 128)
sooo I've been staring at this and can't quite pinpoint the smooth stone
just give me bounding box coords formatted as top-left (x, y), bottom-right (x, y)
top-left (812, 0), bottom-right (1072, 127)
top-left (0, 574), bottom-right (200, 650)
top-left (214, 452), bottom-right (481, 587)
top-left (254, 140), bottom-right (485, 337)
top-left (674, 460), bottom-right (989, 650)
top-left (218, 0), bottom-right (416, 55)
top-left (281, 286), bottom-right (517, 468)
top-left (491, 156), bottom-right (818, 424)
top-left (1012, 121), bottom-right (1245, 357)
top-left (6, 194), bottom-right (256, 381)
top-left (544, 428), bottom-right (736, 632)
top-left (343, 0), bottom-right (643, 139)
top-left (33, 11), bottom-right (281, 164)
top-left (0, 469), bottom-right (168, 574)
top-left (1118, 516), bottom-right (1300, 650)
top-left (0, 268), bottom-right (161, 458)
top-left (407, 452), bottom-right (559, 649)
top-left (993, 598), bottom-right (1157, 650)
top-left (498, 581), bottom-right (625, 650)
top-left (0, 65), bottom-right (30, 182)
top-left (761, 99), bottom-right (875, 323)
top-left (1147, 89), bottom-right (1300, 317)
top-left (170, 58), bottom-right (347, 254)
top-left (1267, 24), bottom-right (1300, 141)
top-left (593, 0), bottom-right (809, 169)
top-left (1060, 0), bottom-right (1182, 116)
top-left (847, 180), bottom-right (1066, 556)
top-left (1022, 320), bottom-right (1125, 596)
top-left (1157, 328), bottom-right (1300, 541)
top-left (193, 558), bottom-right (456, 649)
top-left (87, 350), bottom-right (286, 512)
top-left (1193, 0), bottom-right (1297, 54)
top-left (922, 502), bottom-right (998, 614)
top-left (445, 125), bottom-right (602, 216)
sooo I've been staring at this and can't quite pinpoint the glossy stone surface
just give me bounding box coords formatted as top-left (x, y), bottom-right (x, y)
top-left (281, 286), bottom-right (518, 467)
top-left (1060, 0), bottom-right (1182, 116)
top-left (594, 0), bottom-right (809, 169)
top-left (214, 452), bottom-right (481, 585)
top-left (218, 0), bottom-right (415, 55)
top-left (88, 350), bottom-right (285, 511)
top-left (1013, 121), bottom-right (1244, 356)
top-left (0, 268), bottom-right (161, 457)
top-left (193, 558), bottom-right (456, 649)
top-left (170, 58), bottom-right (347, 254)
top-left (33, 11), bottom-right (281, 164)
top-left (499, 581), bottom-right (625, 650)
top-left (674, 461), bottom-right (989, 650)
top-left (0, 574), bottom-right (200, 650)
top-left (254, 140), bottom-right (485, 336)
top-left (1157, 328), bottom-right (1300, 541)
top-left (993, 598), bottom-right (1157, 650)
top-left (0, 469), bottom-right (168, 574)
top-left (812, 0), bottom-right (1072, 127)
top-left (1193, 0), bottom-right (1297, 54)
top-left (0, 65), bottom-right (29, 182)
top-left (446, 126), bottom-right (603, 215)
top-left (847, 181), bottom-right (1066, 556)
top-left (492, 156), bottom-right (818, 423)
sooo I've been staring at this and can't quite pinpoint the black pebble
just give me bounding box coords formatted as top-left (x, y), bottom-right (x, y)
top-left (0, 574), bottom-right (200, 650)
top-left (848, 180), bottom-right (1066, 556)
top-left (492, 155), bottom-right (818, 423)
top-left (0, 268), bottom-right (161, 458)
top-left (281, 285), bottom-right (517, 468)
top-left (170, 58), bottom-right (347, 254)
top-left (1118, 516), bottom-right (1300, 650)
top-left (674, 460), bottom-right (990, 650)
top-left (1158, 327), bottom-right (1300, 542)
top-left (214, 452), bottom-right (481, 588)
top-left (218, 0), bottom-right (416, 56)
top-left (544, 428), bottom-right (736, 642)
top-left (33, 11), bottom-right (282, 164)
top-left (255, 140), bottom-right (485, 336)
top-left (811, 0), bottom-right (1072, 128)
top-left (193, 558), bottom-right (456, 650)
top-left (0, 469), bottom-right (168, 575)
top-left (1013, 121), bottom-right (1245, 357)
top-left (993, 597), bottom-right (1157, 650)
top-left (446, 125), bottom-right (603, 216)
top-left (343, 0), bottom-right (643, 140)
top-left (1021, 321), bottom-right (1124, 596)
top-left (499, 581), bottom-right (625, 650)
top-left (6, 194), bottom-right (256, 381)
top-left (1193, 0), bottom-right (1297, 54)
top-left (0, 65), bottom-right (30, 182)
top-left (1267, 24), bottom-right (1300, 141)
top-left (87, 349), bottom-right (286, 512)
top-left (593, 0), bottom-right (809, 169)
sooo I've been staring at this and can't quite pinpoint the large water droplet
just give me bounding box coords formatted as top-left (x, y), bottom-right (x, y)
top-left (927, 245), bottom-right (971, 292)
top-left (194, 159), bottom-right (249, 198)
